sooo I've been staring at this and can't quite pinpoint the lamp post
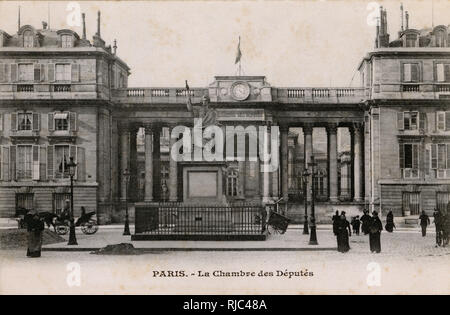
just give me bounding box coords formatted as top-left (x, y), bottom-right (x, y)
top-left (302, 168), bottom-right (310, 235)
top-left (123, 169), bottom-right (131, 236)
top-left (308, 155), bottom-right (318, 245)
top-left (67, 157), bottom-right (78, 246)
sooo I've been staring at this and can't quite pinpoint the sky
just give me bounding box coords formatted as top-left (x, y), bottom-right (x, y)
top-left (0, 0), bottom-right (449, 88)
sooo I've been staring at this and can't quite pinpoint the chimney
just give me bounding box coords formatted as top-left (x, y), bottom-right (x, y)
top-left (400, 3), bottom-right (404, 32)
top-left (97, 11), bottom-right (101, 37)
top-left (82, 13), bottom-right (86, 40)
top-left (405, 11), bottom-right (409, 30)
top-left (113, 39), bottom-right (117, 55)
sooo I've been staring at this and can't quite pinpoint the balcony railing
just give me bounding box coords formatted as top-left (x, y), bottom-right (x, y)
top-left (435, 84), bottom-right (450, 93)
top-left (16, 84), bottom-right (34, 92)
top-left (402, 84), bottom-right (420, 92)
top-left (53, 84), bottom-right (71, 92)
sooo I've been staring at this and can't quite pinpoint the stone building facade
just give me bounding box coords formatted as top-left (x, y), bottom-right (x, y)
top-left (0, 7), bottom-right (449, 226)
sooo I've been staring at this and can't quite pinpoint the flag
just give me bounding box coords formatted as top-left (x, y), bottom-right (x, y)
top-left (185, 80), bottom-right (190, 91)
top-left (235, 36), bottom-right (242, 64)
top-left (185, 80), bottom-right (192, 112)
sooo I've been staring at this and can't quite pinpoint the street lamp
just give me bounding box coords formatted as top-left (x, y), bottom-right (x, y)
top-left (308, 155), bottom-right (318, 245)
top-left (67, 157), bottom-right (78, 246)
top-left (302, 168), bottom-right (310, 235)
top-left (123, 169), bottom-right (131, 236)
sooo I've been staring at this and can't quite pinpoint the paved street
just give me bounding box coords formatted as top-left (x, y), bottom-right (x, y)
top-left (1, 227), bottom-right (449, 294)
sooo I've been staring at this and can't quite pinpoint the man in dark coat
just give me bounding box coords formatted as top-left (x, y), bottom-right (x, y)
top-left (385, 211), bottom-right (395, 233)
top-left (419, 211), bottom-right (430, 237)
top-left (360, 210), bottom-right (371, 235)
top-left (369, 211), bottom-right (383, 253)
top-left (24, 208), bottom-right (45, 258)
top-left (332, 210), bottom-right (340, 236)
top-left (351, 216), bottom-right (361, 236)
top-left (336, 212), bottom-right (352, 253)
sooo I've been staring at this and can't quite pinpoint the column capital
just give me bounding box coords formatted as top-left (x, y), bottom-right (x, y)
top-left (326, 123), bottom-right (338, 135)
top-left (144, 124), bottom-right (153, 134)
top-left (351, 122), bottom-right (364, 134)
top-left (279, 124), bottom-right (289, 132)
top-left (302, 123), bottom-right (314, 135)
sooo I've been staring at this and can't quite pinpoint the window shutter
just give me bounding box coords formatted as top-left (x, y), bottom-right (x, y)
top-left (437, 63), bottom-right (445, 82)
top-left (413, 144), bottom-right (419, 169)
top-left (437, 111), bottom-right (446, 131)
top-left (399, 144), bottom-right (405, 169)
top-left (438, 144), bottom-right (446, 169)
top-left (2, 146), bottom-right (9, 181)
top-left (69, 112), bottom-right (77, 131)
top-left (446, 112), bottom-right (450, 131)
top-left (10, 113), bottom-right (17, 132)
top-left (34, 63), bottom-right (40, 82)
top-left (40, 64), bottom-right (45, 81)
top-left (411, 64), bottom-right (419, 82)
top-left (419, 112), bottom-right (426, 131)
top-left (47, 145), bottom-right (54, 180)
top-left (445, 65), bottom-right (450, 82)
top-left (0, 63), bottom-right (5, 82)
top-left (32, 113), bottom-right (40, 131)
top-left (40, 146), bottom-right (46, 181)
top-left (397, 112), bottom-right (404, 130)
top-left (70, 145), bottom-right (78, 179)
top-left (32, 145), bottom-right (40, 180)
top-left (10, 145), bottom-right (16, 181)
top-left (48, 113), bottom-right (54, 132)
top-left (77, 146), bottom-right (85, 182)
top-left (0, 146), bottom-right (2, 180)
top-left (10, 63), bottom-right (18, 82)
top-left (431, 144), bottom-right (438, 169)
top-left (404, 64), bottom-right (412, 82)
top-left (447, 144), bottom-right (450, 170)
top-left (48, 63), bottom-right (55, 82)
top-left (425, 145), bottom-right (430, 175)
top-left (71, 63), bottom-right (79, 82)
top-left (0, 113), bottom-right (3, 131)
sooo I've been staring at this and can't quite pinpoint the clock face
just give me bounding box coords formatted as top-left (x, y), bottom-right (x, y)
top-left (231, 82), bottom-right (250, 101)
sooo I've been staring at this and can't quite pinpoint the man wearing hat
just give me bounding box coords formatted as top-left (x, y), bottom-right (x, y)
top-left (368, 211), bottom-right (383, 253)
top-left (24, 202), bottom-right (45, 258)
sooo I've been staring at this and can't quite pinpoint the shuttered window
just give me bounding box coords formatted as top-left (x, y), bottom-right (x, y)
top-left (436, 64), bottom-right (450, 82)
top-left (398, 111), bottom-right (422, 131)
top-left (50, 112), bottom-right (77, 131)
top-left (0, 63), bottom-right (5, 82)
top-left (0, 113), bottom-right (3, 131)
top-left (16, 145), bottom-right (32, 180)
top-left (400, 143), bottom-right (419, 178)
top-left (18, 64), bottom-right (33, 81)
top-left (52, 145), bottom-right (78, 180)
top-left (431, 143), bottom-right (450, 178)
top-left (403, 63), bottom-right (420, 82)
top-left (55, 64), bottom-right (71, 81)
top-left (23, 31), bottom-right (33, 48)
top-left (437, 111), bottom-right (446, 131)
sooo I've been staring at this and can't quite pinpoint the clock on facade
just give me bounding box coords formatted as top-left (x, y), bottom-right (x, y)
top-left (230, 81), bottom-right (251, 101)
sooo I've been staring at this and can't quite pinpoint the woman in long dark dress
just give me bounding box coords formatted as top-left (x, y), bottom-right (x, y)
top-left (360, 210), bottom-right (371, 235)
top-left (332, 210), bottom-right (340, 236)
top-left (336, 212), bottom-right (352, 253)
top-left (24, 209), bottom-right (45, 258)
top-left (369, 211), bottom-right (383, 253)
top-left (385, 211), bottom-right (395, 233)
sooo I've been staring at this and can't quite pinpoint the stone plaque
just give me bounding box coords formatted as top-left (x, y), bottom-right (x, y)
top-left (188, 171), bottom-right (218, 198)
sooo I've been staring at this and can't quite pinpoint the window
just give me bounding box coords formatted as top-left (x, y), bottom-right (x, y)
top-left (16, 193), bottom-right (34, 215)
top-left (55, 145), bottom-right (71, 179)
top-left (23, 30), bottom-right (33, 48)
top-left (61, 35), bottom-right (73, 48)
top-left (402, 192), bottom-right (420, 216)
top-left (436, 111), bottom-right (450, 131)
top-left (16, 145), bottom-right (32, 180)
top-left (226, 168), bottom-right (239, 197)
top-left (404, 112), bottom-right (418, 130)
top-left (53, 193), bottom-right (71, 215)
top-left (435, 31), bottom-right (446, 47)
top-left (397, 111), bottom-right (425, 131)
top-left (55, 64), bottom-right (71, 81)
top-left (436, 63), bottom-right (450, 82)
top-left (431, 143), bottom-right (450, 178)
top-left (405, 34), bottom-right (417, 47)
top-left (403, 63), bottom-right (420, 82)
top-left (399, 143), bottom-right (419, 178)
top-left (18, 64), bottom-right (33, 81)
top-left (54, 113), bottom-right (69, 131)
top-left (18, 113), bottom-right (32, 131)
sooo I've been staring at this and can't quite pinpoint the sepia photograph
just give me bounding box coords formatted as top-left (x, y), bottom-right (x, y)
top-left (0, 0), bottom-right (449, 298)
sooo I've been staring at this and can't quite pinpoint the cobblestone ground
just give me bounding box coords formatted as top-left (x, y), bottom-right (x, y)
top-left (1, 229), bottom-right (449, 294)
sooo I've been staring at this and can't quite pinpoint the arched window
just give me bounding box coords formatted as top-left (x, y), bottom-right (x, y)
top-left (226, 168), bottom-right (239, 197)
top-left (436, 31), bottom-right (446, 47)
top-left (405, 34), bottom-right (417, 47)
top-left (23, 30), bottom-right (33, 48)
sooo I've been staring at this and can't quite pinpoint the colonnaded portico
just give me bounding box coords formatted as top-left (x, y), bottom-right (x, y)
top-left (111, 76), bottom-right (367, 225)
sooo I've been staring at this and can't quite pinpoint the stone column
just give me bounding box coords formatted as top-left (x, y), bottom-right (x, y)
top-left (144, 125), bottom-right (153, 202)
top-left (129, 126), bottom-right (139, 201)
top-left (168, 125), bottom-right (178, 202)
top-left (119, 125), bottom-right (130, 202)
top-left (280, 125), bottom-right (289, 202)
top-left (153, 127), bottom-right (161, 201)
top-left (327, 123), bottom-right (338, 202)
top-left (353, 123), bottom-right (364, 202)
top-left (303, 124), bottom-right (313, 202)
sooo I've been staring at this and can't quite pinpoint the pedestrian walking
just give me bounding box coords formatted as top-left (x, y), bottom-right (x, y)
top-left (385, 210), bottom-right (395, 233)
top-left (369, 211), bottom-right (383, 253)
top-left (351, 216), bottom-right (361, 236)
top-left (24, 207), bottom-right (45, 258)
top-left (360, 210), bottom-right (371, 235)
top-left (336, 212), bottom-right (351, 253)
top-left (332, 210), bottom-right (340, 236)
top-left (433, 209), bottom-right (443, 247)
top-left (419, 211), bottom-right (430, 237)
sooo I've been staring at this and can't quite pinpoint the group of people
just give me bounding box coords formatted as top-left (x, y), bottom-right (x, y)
top-left (332, 210), bottom-right (383, 253)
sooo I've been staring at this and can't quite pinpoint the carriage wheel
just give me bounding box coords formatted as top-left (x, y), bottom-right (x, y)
top-left (267, 225), bottom-right (281, 235)
top-left (55, 224), bottom-right (69, 235)
top-left (81, 221), bottom-right (99, 235)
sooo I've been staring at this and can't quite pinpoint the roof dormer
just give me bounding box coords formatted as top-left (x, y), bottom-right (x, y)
top-left (56, 29), bottom-right (80, 48)
top-left (402, 29), bottom-right (420, 47)
top-left (0, 30), bottom-right (11, 47)
top-left (432, 25), bottom-right (448, 47)
top-left (18, 25), bottom-right (41, 48)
